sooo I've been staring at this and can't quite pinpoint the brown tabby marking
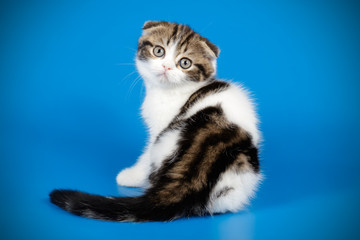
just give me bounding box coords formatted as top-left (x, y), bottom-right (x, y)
top-left (149, 106), bottom-right (256, 206)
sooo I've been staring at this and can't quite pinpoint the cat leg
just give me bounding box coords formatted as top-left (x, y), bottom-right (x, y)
top-left (207, 170), bottom-right (261, 213)
top-left (116, 128), bottom-right (180, 188)
top-left (116, 147), bottom-right (152, 187)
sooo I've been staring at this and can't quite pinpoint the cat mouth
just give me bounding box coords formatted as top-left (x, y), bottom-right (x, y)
top-left (157, 71), bottom-right (169, 81)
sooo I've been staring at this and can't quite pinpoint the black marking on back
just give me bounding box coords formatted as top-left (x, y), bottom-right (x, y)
top-left (178, 80), bottom-right (229, 116)
top-left (155, 80), bottom-right (230, 142)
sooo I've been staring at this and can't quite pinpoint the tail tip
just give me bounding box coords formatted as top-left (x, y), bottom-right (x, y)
top-left (49, 189), bottom-right (77, 209)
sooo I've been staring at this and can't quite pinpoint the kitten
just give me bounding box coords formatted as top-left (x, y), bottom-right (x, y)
top-left (50, 21), bottom-right (262, 222)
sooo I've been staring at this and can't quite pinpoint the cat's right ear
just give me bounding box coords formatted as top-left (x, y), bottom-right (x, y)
top-left (142, 21), bottom-right (164, 30)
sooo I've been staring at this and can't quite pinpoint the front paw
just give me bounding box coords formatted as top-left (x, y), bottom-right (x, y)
top-left (116, 167), bottom-right (147, 187)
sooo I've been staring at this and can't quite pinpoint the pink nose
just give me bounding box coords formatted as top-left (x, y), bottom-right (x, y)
top-left (162, 65), bottom-right (172, 70)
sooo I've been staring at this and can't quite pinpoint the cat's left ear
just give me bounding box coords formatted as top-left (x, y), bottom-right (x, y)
top-left (200, 37), bottom-right (220, 58)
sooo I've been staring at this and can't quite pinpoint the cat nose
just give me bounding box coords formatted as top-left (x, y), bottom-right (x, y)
top-left (162, 64), bottom-right (172, 70)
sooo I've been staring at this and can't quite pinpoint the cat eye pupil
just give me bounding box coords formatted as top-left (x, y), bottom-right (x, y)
top-left (179, 58), bottom-right (192, 69)
top-left (153, 46), bottom-right (165, 57)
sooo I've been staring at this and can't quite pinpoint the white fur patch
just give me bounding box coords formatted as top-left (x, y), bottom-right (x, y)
top-left (150, 129), bottom-right (181, 169)
top-left (140, 81), bottom-right (206, 140)
top-left (207, 171), bottom-right (262, 213)
top-left (116, 149), bottom-right (152, 187)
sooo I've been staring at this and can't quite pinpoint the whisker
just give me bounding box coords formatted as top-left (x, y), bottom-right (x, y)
top-left (126, 75), bottom-right (142, 98)
top-left (129, 76), bottom-right (142, 94)
top-left (117, 70), bottom-right (137, 85)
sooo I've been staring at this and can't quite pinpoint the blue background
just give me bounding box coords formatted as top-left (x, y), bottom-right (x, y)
top-left (1, 0), bottom-right (360, 239)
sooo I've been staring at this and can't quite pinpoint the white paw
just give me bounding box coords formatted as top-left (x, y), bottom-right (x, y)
top-left (116, 167), bottom-right (147, 187)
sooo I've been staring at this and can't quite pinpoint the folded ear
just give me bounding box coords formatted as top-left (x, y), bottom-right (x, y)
top-left (142, 21), bottom-right (166, 30)
top-left (200, 37), bottom-right (220, 58)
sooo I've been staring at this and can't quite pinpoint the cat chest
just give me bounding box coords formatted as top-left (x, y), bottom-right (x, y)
top-left (141, 92), bottom-right (188, 138)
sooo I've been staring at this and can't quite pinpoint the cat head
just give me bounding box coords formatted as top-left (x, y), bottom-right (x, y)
top-left (136, 21), bottom-right (219, 88)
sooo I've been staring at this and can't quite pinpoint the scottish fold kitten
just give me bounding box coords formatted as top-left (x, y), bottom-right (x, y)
top-left (50, 21), bottom-right (262, 222)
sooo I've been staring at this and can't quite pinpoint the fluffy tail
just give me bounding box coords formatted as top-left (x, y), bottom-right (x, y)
top-left (49, 189), bottom-right (204, 222)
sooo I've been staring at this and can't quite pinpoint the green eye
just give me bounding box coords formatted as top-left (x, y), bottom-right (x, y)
top-left (153, 46), bottom-right (165, 57)
top-left (179, 58), bottom-right (192, 69)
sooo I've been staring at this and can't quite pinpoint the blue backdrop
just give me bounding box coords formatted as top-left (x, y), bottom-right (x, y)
top-left (1, 0), bottom-right (359, 239)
